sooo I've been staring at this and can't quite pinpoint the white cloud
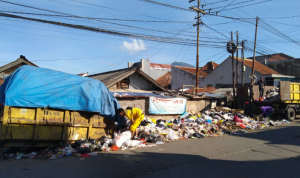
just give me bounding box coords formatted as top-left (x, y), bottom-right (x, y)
top-left (123, 39), bottom-right (146, 52)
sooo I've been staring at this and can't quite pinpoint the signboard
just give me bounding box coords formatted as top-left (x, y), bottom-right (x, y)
top-left (149, 97), bottom-right (187, 114)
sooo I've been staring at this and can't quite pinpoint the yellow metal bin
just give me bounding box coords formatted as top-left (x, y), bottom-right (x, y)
top-left (0, 106), bottom-right (114, 149)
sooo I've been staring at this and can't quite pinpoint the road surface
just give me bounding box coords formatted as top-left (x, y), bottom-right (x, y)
top-left (1, 121), bottom-right (300, 178)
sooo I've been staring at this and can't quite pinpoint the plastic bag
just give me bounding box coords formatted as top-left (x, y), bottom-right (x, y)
top-left (88, 152), bottom-right (97, 156)
top-left (179, 112), bottom-right (189, 118)
top-left (166, 128), bottom-right (176, 140)
top-left (233, 115), bottom-right (242, 123)
top-left (113, 131), bottom-right (132, 147)
top-left (110, 145), bottom-right (120, 151)
top-left (124, 140), bottom-right (142, 147)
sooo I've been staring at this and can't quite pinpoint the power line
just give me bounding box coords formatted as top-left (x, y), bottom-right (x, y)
top-left (259, 19), bottom-right (300, 46)
top-left (211, 0), bottom-right (272, 13)
top-left (68, 0), bottom-right (169, 21)
top-left (0, 56), bottom-right (131, 63)
top-left (0, 10), bottom-right (191, 23)
top-left (204, 0), bottom-right (230, 5)
top-left (262, 15), bottom-right (300, 19)
top-left (138, 0), bottom-right (193, 12)
top-left (0, 0), bottom-right (198, 38)
top-left (205, 0), bottom-right (255, 10)
top-left (202, 22), bottom-right (229, 38)
top-left (0, 12), bottom-right (202, 46)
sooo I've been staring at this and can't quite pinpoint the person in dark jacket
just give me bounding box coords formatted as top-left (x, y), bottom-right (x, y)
top-left (256, 77), bottom-right (266, 98)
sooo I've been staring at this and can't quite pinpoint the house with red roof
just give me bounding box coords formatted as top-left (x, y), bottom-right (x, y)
top-left (171, 62), bottom-right (217, 90)
top-left (128, 59), bottom-right (171, 81)
top-left (199, 56), bottom-right (295, 88)
top-left (248, 53), bottom-right (300, 78)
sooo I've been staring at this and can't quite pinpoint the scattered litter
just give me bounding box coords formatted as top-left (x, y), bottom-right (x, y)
top-left (1, 105), bottom-right (291, 161)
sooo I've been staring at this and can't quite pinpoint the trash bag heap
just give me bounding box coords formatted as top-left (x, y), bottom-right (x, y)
top-left (2, 107), bottom-right (290, 160)
top-left (97, 107), bottom-right (290, 152)
top-left (0, 66), bottom-right (290, 160)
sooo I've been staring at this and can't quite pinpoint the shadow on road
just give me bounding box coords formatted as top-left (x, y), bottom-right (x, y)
top-left (1, 123), bottom-right (300, 178)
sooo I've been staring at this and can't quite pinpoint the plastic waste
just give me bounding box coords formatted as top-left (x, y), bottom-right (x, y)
top-left (87, 152), bottom-right (97, 156)
top-left (179, 112), bottom-right (189, 118)
top-left (124, 140), bottom-right (142, 147)
top-left (113, 131), bottom-right (132, 147)
top-left (156, 141), bottom-right (164, 144)
top-left (166, 128), bottom-right (176, 140)
top-left (81, 153), bottom-right (91, 158)
top-left (111, 145), bottom-right (120, 151)
top-left (49, 155), bottom-right (57, 160)
top-left (233, 115), bottom-right (242, 123)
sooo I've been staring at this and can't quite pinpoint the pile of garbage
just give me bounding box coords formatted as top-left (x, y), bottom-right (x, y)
top-left (2, 108), bottom-right (290, 161)
top-left (2, 139), bottom-right (103, 160)
top-left (256, 87), bottom-right (280, 102)
top-left (98, 108), bottom-right (290, 151)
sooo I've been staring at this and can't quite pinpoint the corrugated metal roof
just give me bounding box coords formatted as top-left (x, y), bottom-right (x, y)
top-left (185, 86), bottom-right (216, 94)
top-left (156, 72), bottom-right (171, 88)
top-left (90, 67), bottom-right (167, 91)
top-left (0, 56), bottom-right (38, 73)
top-left (150, 63), bottom-right (171, 69)
top-left (201, 61), bottom-right (219, 71)
top-left (241, 58), bottom-right (281, 75)
top-left (175, 66), bottom-right (208, 78)
top-left (248, 53), bottom-right (294, 62)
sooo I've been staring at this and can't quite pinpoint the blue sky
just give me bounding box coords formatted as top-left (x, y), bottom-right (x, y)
top-left (0, 0), bottom-right (299, 74)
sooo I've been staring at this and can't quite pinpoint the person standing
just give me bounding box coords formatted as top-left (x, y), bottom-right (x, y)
top-left (257, 77), bottom-right (266, 98)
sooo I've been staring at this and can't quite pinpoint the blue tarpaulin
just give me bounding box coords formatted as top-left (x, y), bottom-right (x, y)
top-left (0, 65), bottom-right (120, 121)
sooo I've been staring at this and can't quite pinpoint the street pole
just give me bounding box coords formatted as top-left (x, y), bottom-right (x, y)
top-left (189, 0), bottom-right (206, 94)
top-left (195, 0), bottom-right (200, 94)
top-left (251, 17), bottom-right (259, 84)
top-left (231, 31), bottom-right (236, 108)
top-left (241, 40), bottom-right (245, 86)
top-left (250, 17), bottom-right (259, 103)
top-left (236, 31), bottom-right (239, 88)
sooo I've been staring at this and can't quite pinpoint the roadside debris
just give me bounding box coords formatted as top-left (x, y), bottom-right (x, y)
top-left (1, 107), bottom-right (290, 161)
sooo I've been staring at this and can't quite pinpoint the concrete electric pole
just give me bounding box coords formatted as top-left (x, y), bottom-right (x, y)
top-left (189, 0), bottom-right (206, 94)
top-left (251, 17), bottom-right (259, 84)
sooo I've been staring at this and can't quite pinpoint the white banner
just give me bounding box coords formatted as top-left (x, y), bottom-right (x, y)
top-left (149, 97), bottom-right (186, 114)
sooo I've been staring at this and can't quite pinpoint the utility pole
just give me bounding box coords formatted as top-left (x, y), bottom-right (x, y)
top-left (251, 17), bottom-right (259, 84)
top-left (236, 31), bottom-right (239, 88)
top-left (231, 31), bottom-right (236, 108)
top-left (195, 0), bottom-right (200, 94)
top-left (241, 40), bottom-right (245, 86)
top-left (189, 0), bottom-right (206, 94)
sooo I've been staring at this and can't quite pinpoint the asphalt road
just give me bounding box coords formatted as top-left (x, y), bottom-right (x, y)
top-left (1, 121), bottom-right (300, 178)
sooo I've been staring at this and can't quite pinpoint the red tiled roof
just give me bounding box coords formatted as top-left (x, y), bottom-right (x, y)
top-left (176, 66), bottom-right (208, 78)
top-left (268, 53), bottom-right (293, 62)
top-left (150, 63), bottom-right (171, 69)
top-left (237, 57), bottom-right (281, 75)
top-left (201, 61), bottom-right (219, 71)
top-left (185, 86), bottom-right (216, 94)
top-left (155, 72), bottom-right (171, 88)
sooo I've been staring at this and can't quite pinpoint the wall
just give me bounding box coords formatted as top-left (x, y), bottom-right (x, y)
top-left (117, 97), bottom-right (219, 121)
top-left (141, 59), bottom-right (150, 76)
top-left (186, 100), bottom-right (212, 113)
top-left (128, 60), bottom-right (170, 80)
top-left (117, 98), bottom-right (179, 120)
top-left (129, 73), bottom-right (157, 90)
top-left (150, 69), bottom-right (169, 80)
top-left (171, 66), bottom-right (197, 90)
top-left (268, 59), bottom-right (300, 78)
top-left (199, 57), bottom-right (263, 88)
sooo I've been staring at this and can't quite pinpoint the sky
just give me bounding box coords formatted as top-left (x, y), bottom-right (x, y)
top-left (0, 0), bottom-right (299, 75)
